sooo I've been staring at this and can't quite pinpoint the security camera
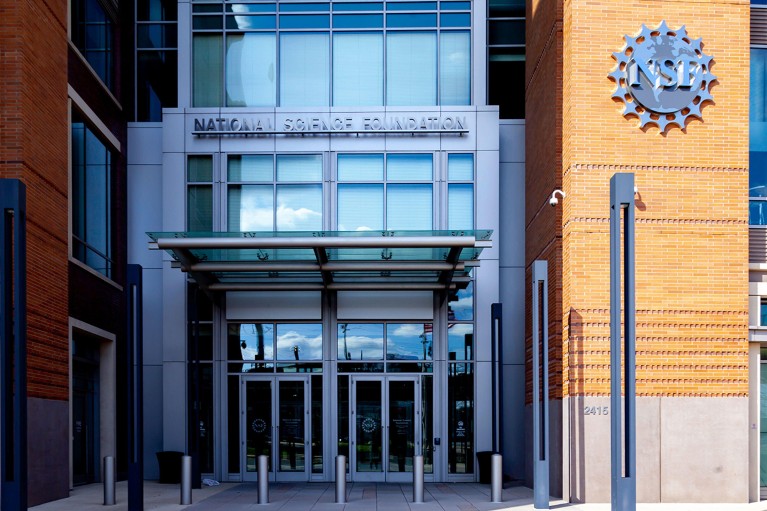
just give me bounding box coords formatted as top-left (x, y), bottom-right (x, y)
top-left (549, 189), bottom-right (566, 207)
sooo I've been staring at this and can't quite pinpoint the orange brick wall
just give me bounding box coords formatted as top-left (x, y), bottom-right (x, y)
top-left (527, 0), bottom-right (749, 399)
top-left (0, 0), bottom-right (69, 401)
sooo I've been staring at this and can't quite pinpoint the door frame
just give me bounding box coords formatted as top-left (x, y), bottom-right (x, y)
top-left (241, 375), bottom-right (311, 482)
top-left (349, 375), bottom-right (421, 482)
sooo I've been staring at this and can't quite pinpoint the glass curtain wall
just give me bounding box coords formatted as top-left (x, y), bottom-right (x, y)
top-left (191, 0), bottom-right (471, 107)
top-left (71, 111), bottom-right (114, 278)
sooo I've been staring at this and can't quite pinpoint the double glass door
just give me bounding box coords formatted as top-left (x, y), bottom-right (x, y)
top-left (242, 376), bottom-right (310, 481)
top-left (351, 376), bottom-right (421, 482)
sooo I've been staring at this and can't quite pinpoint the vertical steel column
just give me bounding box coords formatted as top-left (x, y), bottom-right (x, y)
top-left (609, 173), bottom-right (636, 511)
top-left (126, 264), bottom-right (144, 511)
top-left (187, 285), bottom-right (201, 489)
top-left (0, 179), bottom-right (27, 511)
top-left (532, 260), bottom-right (549, 509)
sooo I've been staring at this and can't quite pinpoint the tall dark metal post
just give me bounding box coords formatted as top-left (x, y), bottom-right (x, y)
top-left (126, 264), bottom-right (144, 511)
top-left (609, 173), bottom-right (636, 511)
top-left (0, 179), bottom-right (27, 511)
top-left (490, 303), bottom-right (503, 453)
top-left (532, 260), bottom-right (549, 509)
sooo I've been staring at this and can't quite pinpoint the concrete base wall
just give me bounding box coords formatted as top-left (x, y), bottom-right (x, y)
top-left (561, 396), bottom-right (748, 503)
top-left (28, 398), bottom-right (70, 506)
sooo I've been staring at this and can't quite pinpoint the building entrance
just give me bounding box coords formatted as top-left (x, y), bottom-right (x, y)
top-left (241, 376), bottom-right (310, 481)
top-left (350, 376), bottom-right (422, 482)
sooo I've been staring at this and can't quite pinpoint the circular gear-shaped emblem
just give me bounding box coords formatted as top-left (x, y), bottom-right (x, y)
top-left (361, 417), bottom-right (377, 434)
top-left (252, 418), bottom-right (267, 433)
top-left (608, 21), bottom-right (715, 133)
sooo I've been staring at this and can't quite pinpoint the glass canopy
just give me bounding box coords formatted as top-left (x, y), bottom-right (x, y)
top-left (147, 230), bottom-right (491, 292)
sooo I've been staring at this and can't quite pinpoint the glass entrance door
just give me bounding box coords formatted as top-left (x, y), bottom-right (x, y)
top-left (351, 376), bottom-right (420, 482)
top-left (242, 376), bottom-right (310, 481)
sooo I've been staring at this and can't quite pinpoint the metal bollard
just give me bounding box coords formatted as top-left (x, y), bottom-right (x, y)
top-left (103, 456), bottom-right (116, 505)
top-left (335, 455), bottom-right (346, 503)
top-left (490, 454), bottom-right (502, 503)
top-left (181, 455), bottom-right (192, 505)
top-left (413, 455), bottom-right (424, 503)
top-left (257, 455), bottom-right (269, 504)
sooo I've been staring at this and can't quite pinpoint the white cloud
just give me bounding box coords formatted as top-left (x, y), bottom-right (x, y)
top-left (276, 205), bottom-right (322, 230)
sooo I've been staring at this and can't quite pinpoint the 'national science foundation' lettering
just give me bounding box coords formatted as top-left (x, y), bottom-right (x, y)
top-left (192, 115), bottom-right (468, 135)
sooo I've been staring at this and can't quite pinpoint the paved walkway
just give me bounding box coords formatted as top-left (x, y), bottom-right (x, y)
top-left (28, 481), bottom-right (767, 511)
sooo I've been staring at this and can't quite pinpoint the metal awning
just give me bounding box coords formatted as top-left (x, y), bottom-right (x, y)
top-left (148, 230), bottom-right (492, 292)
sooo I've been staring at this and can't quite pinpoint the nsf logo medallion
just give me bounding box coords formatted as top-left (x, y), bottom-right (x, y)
top-left (609, 21), bottom-right (715, 132)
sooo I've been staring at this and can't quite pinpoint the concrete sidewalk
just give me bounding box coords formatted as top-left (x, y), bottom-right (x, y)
top-left (28, 481), bottom-right (767, 511)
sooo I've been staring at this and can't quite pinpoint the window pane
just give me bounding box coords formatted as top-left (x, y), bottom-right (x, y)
top-left (448, 184), bottom-right (473, 230)
top-left (448, 153), bottom-right (473, 180)
top-left (488, 19), bottom-right (525, 45)
top-left (440, 13), bottom-right (470, 27)
top-left (71, 114), bottom-right (113, 278)
top-left (226, 15), bottom-right (276, 29)
top-left (387, 153), bottom-right (432, 180)
top-left (280, 3), bottom-right (330, 12)
top-left (489, 47), bottom-right (525, 119)
top-left (228, 185), bottom-right (273, 231)
top-left (338, 154), bottom-right (384, 181)
top-left (387, 184), bottom-right (432, 229)
top-left (277, 185), bottom-right (323, 230)
top-left (226, 33), bottom-right (276, 107)
top-left (332, 14), bottom-right (383, 28)
top-left (276, 154), bottom-right (323, 181)
top-left (338, 184), bottom-right (384, 231)
top-left (386, 13), bottom-right (436, 27)
top-left (138, 0), bottom-right (178, 21)
top-left (137, 23), bottom-right (177, 48)
top-left (448, 282), bottom-right (473, 321)
top-left (188, 185), bottom-right (213, 231)
top-left (137, 50), bottom-right (178, 121)
top-left (333, 2), bottom-right (383, 10)
top-left (448, 363), bottom-right (473, 473)
top-left (72, 0), bottom-right (114, 89)
top-left (386, 2), bottom-right (437, 10)
top-left (448, 323), bottom-right (473, 360)
top-left (230, 323), bottom-right (274, 361)
top-left (386, 32), bottom-right (436, 105)
top-left (441, 2), bottom-right (471, 10)
top-left (280, 33), bottom-right (330, 107)
top-left (276, 324), bottom-right (323, 360)
top-left (188, 155), bottom-right (213, 182)
top-left (387, 324), bottom-right (432, 360)
top-left (440, 31), bottom-right (470, 105)
top-left (193, 34), bottom-right (223, 106)
top-left (333, 33), bottom-right (383, 106)
top-left (228, 154), bottom-right (273, 181)
top-left (762, 300), bottom-right (767, 326)
top-left (311, 375), bottom-right (323, 473)
top-left (279, 14), bottom-right (330, 28)
top-left (193, 15), bottom-right (223, 29)
top-left (227, 4), bottom-right (276, 13)
top-left (338, 323), bottom-right (384, 361)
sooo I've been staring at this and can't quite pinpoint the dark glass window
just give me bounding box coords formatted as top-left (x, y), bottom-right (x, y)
top-left (488, 47), bottom-right (525, 119)
top-left (71, 111), bottom-right (114, 278)
top-left (751, 49), bottom-right (767, 224)
top-left (137, 0), bottom-right (178, 21)
top-left (488, 0), bottom-right (524, 118)
top-left (137, 51), bottom-right (178, 121)
top-left (137, 0), bottom-right (178, 120)
top-left (71, 0), bottom-right (114, 89)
